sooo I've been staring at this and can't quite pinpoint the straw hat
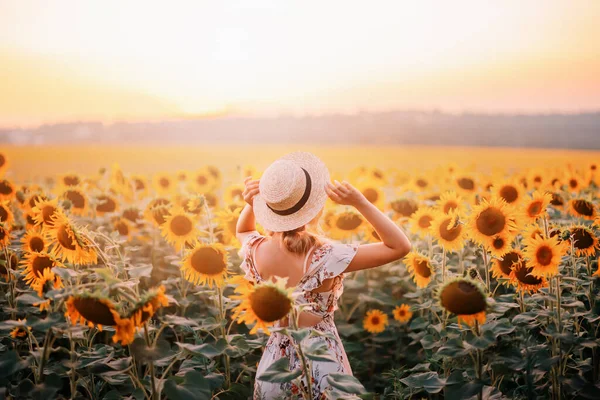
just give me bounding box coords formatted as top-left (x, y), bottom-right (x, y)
top-left (253, 151), bottom-right (330, 232)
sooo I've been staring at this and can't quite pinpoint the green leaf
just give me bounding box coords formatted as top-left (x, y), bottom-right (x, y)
top-left (256, 357), bottom-right (302, 383)
top-left (163, 371), bottom-right (212, 400)
top-left (176, 340), bottom-right (227, 359)
top-left (400, 371), bottom-right (446, 394)
top-left (290, 328), bottom-right (311, 343)
top-left (126, 264), bottom-right (153, 279)
top-left (0, 350), bottom-right (29, 379)
top-left (303, 341), bottom-right (337, 363)
top-left (326, 373), bottom-right (367, 395)
top-left (163, 315), bottom-right (200, 327)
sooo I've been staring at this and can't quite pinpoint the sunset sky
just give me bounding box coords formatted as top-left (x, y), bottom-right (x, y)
top-left (1, 0), bottom-right (599, 128)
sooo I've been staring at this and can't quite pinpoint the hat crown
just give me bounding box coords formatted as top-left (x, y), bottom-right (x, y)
top-left (259, 160), bottom-right (307, 211)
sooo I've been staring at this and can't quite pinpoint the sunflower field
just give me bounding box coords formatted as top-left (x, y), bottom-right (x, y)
top-left (0, 147), bottom-right (599, 400)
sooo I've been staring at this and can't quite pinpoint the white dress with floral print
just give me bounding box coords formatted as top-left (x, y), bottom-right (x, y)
top-left (239, 231), bottom-right (359, 400)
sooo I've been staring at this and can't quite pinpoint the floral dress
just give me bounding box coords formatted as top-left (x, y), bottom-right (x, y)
top-left (239, 231), bottom-right (359, 400)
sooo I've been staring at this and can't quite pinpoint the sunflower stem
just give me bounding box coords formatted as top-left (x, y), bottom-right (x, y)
top-left (482, 249), bottom-right (490, 293)
top-left (216, 285), bottom-right (231, 389)
top-left (442, 248), bottom-right (447, 283)
top-left (143, 325), bottom-right (158, 400)
top-left (474, 320), bottom-right (483, 400)
top-left (290, 307), bottom-right (313, 400)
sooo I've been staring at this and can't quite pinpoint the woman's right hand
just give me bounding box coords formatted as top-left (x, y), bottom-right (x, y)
top-left (325, 180), bottom-right (367, 207)
top-left (243, 177), bottom-right (260, 206)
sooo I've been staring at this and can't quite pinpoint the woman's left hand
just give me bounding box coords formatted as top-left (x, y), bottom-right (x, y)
top-left (243, 177), bottom-right (260, 206)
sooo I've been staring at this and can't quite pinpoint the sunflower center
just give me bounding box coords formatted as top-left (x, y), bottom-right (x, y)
top-left (440, 218), bottom-right (462, 241)
top-left (572, 228), bottom-right (594, 250)
top-left (64, 175), bottom-right (80, 186)
top-left (371, 316), bottom-right (381, 325)
top-left (391, 199), bottom-right (418, 217)
top-left (363, 188), bottom-right (379, 203)
top-left (514, 264), bottom-right (543, 285)
top-left (443, 201), bottom-right (458, 214)
top-left (232, 189), bottom-right (243, 199)
top-left (499, 186), bottom-right (518, 203)
top-left (29, 236), bottom-right (45, 252)
top-left (499, 252), bottom-right (520, 275)
top-left (457, 178), bottom-right (475, 190)
top-left (197, 175), bottom-right (208, 185)
top-left (572, 200), bottom-right (594, 216)
top-left (96, 196), bottom-right (117, 213)
top-left (492, 237), bottom-right (505, 250)
top-left (418, 215), bottom-right (432, 229)
top-left (205, 193), bottom-right (217, 207)
top-left (32, 255), bottom-right (54, 277)
top-left (152, 207), bottom-right (170, 225)
top-left (116, 221), bottom-right (129, 236)
top-left (73, 297), bottom-right (117, 326)
top-left (0, 154), bottom-right (4, 167)
top-left (569, 179), bottom-right (578, 189)
top-left (0, 180), bottom-right (13, 195)
top-left (170, 215), bottom-right (193, 236)
top-left (476, 208), bottom-right (506, 236)
top-left (159, 177), bottom-right (170, 188)
top-left (123, 208), bottom-right (141, 222)
top-left (57, 225), bottom-right (77, 250)
top-left (415, 259), bottom-right (432, 278)
top-left (336, 213), bottom-right (363, 231)
top-left (66, 191), bottom-right (85, 208)
top-left (550, 193), bottom-right (564, 206)
top-left (134, 178), bottom-right (146, 191)
top-left (416, 179), bottom-right (428, 188)
top-left (249, 286), bottom-right (291, 322)
top-left (191, 247), bottom-right (226, 275)
top-left (528, 200), bottom-right (542, 217)
top-left (0, 206), bottom-right (7, 222)
top-left (536, 246), bottom-right (553, 266)
top-left (440, 280), bottom-right (486, 315)
top-left (398, 310), bottom-right (406, 316)
top-left (534, 176), bottom-right (542, 183)
top-left (42, 205), bottom-right (58, 225)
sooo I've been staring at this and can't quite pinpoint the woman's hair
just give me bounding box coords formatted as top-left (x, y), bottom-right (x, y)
top-left (276, 225), bottom-right (323, 255)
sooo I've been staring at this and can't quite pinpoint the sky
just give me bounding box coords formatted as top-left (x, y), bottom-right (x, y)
top-left (1, 0), bottom-right (600, 128)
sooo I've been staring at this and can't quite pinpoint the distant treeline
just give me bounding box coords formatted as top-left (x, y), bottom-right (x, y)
top-left (2, 111), bottom-right (599, 149)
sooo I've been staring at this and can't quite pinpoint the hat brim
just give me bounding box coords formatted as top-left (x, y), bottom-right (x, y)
top-left (253, 152), bottom-right (330, 232)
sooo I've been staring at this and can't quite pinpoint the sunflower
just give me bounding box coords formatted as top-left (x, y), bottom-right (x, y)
top-left (239, 165), bottom-right (260, 181)
top-left (569, 226), bottom-right (599, 257)
top-left (224, 184), bottom-right (246, 205)
top-left (430, 211), bottom-right (466, 252)
top-left (0, 179), bottom-right (16, 201)
top-left (467, 196), bottom-right (518, 248)
top-left (181, 243), bottom-right (229, 287)
top-left (549, 192), bottom-right (565, 210)
top-left (214, 206), bottom-right (243, 245)
top-left (389, 198), bottom-right (419, 219)
top-left (491, 180), bottom-right (524, 207)
top-left (0, 201), bottom-right (14, 227)
top-left (94, 194), bottom-right (119, 216)
top-left (407, 175), bottom-right (431, 193)
top-left (486, 234), bottom-right (512, 258)
top-left (231, 276), bottom-right (294, 334)
top-left (436, 191), bottom-right (465, 216)
top-left (522, 224), bottom-right (545, 241)
top-left (0, 152), bottom-right (8, 176)
top-left (181, 195), bottom-right (205, 216)
top-left (20, 251), bottom-right (63, 286)
top-left (409, 207), bottom-right (435, 237)
top-left (31, 266), bottom-right (63, 297)
top-left (23, 193), bottom-right (48, 212)
top-left (203, 192), bottom-right (219, 208)
top-left (21, 228), bottom-right (48, 253)
top-left (328, 209), bottom-right (365, 240)
top-left (122, 206), bottom-right (143, 225)
top-left (393, 304), bottom-right (413, 323)
top-left (593, 259), bottom-right (600, 278)
top-left (568, 199), bottom-right (596, 220)
top-left (61, 188), bottom-right (88, 216)
top-left (152, 173), bottom-right (174, 195)
top-left (522, 234), bottom-right (568, 278)
top-left (363, 309), bottom-right (388, 334)
top-left (113, 218), bottom-right (133, 239)
top-left (363, 226), bottom-right (381, 243)
top-left (190, 167), bottom-right (218, 193)
top-left (130, 175), bottom-right (149, 199)
top-left (509, 259), bottom-right (548, 293)
top-left (564, 172), bottom-right (584, 193)
top-left (527, 169), bottom-right (546, 189)
top-left (455, 174), bottom-right (477, 195)
top-left (31, 198), bottom-right (62, 229)
top-left (65, 294), bottom-right (135, 345)
top-left (439, 278), bottom-right (487, 327)
top-left (58, 173), bottom-right (82, 189)
top-left (47, 213), bottom-right (98, 265)
top-left (9, 319), bottom-right (31, 339)
top-left (161, 207), bottom-right (199, 251)
top-left (404, 252), bottom-right (434, 288)
top-left (357, 181), bottom-right (385, 209)
top-left (127, 285), bottom-right (169, 328)
top-left (0, 222), bottom-right (11, 247)
top-left (522, 190), bottom-right (552, 223)
top-left (0, 250), bottom-right (18, 280)
top-left (490, 250), bottom-right (523, 281)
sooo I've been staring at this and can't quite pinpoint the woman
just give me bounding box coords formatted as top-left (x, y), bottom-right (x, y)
top-left (236, 152), bottom-right (411, 399)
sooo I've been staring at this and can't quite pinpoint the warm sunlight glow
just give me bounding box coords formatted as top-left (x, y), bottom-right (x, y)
top-left (1, 0), bottom-right (599, 127)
